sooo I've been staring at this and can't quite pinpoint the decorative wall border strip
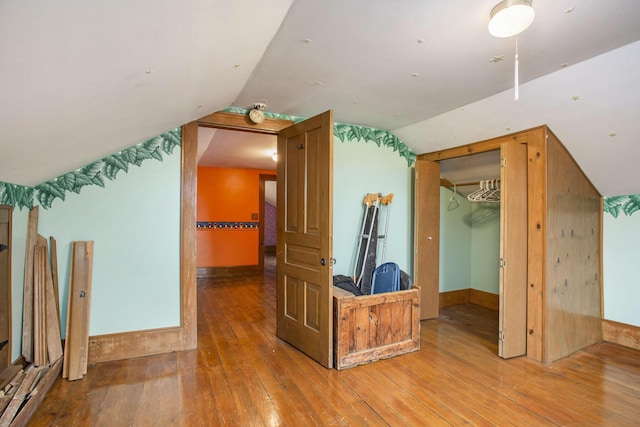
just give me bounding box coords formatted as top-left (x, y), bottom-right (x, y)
top-left (197, 221), bottom-right (259, 230)
top-left (0, 182), bottom-right (35, 210)
top-left (0, 128), bottom-right (181, 210)
top-left (3, 119), bottom-right (638, 218)
top-left (223, 107), bottom-right (416, 166)
top-left (603, 195), bottom-right (640, 217)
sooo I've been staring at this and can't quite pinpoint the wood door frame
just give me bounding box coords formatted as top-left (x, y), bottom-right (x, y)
top-left (88, 111), bottom-right (293, 363)
top-left (0, 205), bottom-right (12, 367)
top-left (259, 174), bottom-right (277, 269)
top-left (417, 126), bottom-right (545, 361)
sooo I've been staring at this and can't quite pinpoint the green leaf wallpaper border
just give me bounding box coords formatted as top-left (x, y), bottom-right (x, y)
top-left (0, 182), bottom-right (35, 210)
top-left (0, 127), bottom-right (181, 210)
top-left (4, 120), bottom-right (637, 218)
top-left (223, 107), bottom-right (416, 166)
top-left (603, 195), bottom-right (640, 218)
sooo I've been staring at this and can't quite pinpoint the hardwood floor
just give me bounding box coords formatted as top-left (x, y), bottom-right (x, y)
top-left (29, 257), bottom-right (640, 426)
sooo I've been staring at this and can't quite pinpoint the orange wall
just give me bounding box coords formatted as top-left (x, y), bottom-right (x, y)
top-left (197, 167), bottom-right (276, 267)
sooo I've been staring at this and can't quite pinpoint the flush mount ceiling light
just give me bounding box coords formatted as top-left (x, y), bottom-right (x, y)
top-left (488, 0), bottom-right (535, 38)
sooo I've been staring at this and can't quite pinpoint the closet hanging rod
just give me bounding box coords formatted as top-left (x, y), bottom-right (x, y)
top-left (440, 178), bottom-right (500, 189)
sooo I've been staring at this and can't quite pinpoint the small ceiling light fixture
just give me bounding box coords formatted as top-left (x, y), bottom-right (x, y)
top-left (488, 0), bottom-right (535, 38)
top-left (248, 102), bottom-right (266, 124)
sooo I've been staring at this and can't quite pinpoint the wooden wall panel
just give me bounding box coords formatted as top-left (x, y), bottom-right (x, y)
top-left (544, 131), bottom-right (602, 362)
top-left (526, 129), bottom-right (546, 362)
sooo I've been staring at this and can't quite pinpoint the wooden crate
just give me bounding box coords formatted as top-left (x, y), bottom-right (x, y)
top-left (333, 285), bottom-right (420, 370)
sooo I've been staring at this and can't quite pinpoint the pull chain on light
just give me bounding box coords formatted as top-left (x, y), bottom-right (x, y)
top-left (514, 39), bottom-right (519, 100)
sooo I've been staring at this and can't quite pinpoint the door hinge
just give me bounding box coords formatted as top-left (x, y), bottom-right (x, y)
top-left (498, 331), bottom-right (505, 341)
top-left (501, 157), bottom-right (507, 168)
top-left (499, 258), bottom-right (506, 268)
top-left (0, 244), bottom-right (7, 252)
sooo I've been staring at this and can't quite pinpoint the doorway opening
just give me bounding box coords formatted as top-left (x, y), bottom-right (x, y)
top-left (259, 174), bottom-right (277, 270)
top-left (195, 117), bottom-right (284, 278)
top-left (438, 151), bottom-right (502, 353)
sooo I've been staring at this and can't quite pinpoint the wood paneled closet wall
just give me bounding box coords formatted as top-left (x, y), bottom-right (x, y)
top-left (414, 126), bottom-right (602, 363)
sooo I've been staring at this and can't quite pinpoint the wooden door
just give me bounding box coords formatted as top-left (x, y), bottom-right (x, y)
top-left (276, 111), bottom-right (334, 368)
top-left (499, 142), bottom-right (528, 358)
top-left (0, 206), bottom-right (11, 367)
top-left (414, 160), bottom-right (440, 320)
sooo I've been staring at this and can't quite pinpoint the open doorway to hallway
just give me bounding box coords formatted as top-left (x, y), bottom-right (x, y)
top-left (195, 126), bottom-right (277, 277)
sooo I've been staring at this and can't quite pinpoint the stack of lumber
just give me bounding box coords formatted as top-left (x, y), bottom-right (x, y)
top-left (1, 206), bottom-right (66, 426)
top-left (0, 360), bottom-right (62, 427)
top-left (20, 207), bottom-right (63, 368)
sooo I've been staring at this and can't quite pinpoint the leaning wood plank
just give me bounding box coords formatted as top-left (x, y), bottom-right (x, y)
top-left (49, 237), bottom-right (61, 323)
top-left (32, 244), bottom-right (48, 368)
top-left (7, 359), bottom-right (61, 427)
top-left (43, 242), bottom-right (63, 364)
top-left (0, 385), bottom-right (18, 419)
top-left (0, 367), bottom-right (40, 427)
top-left (0, 366), bottom-right (21, 392)
top-left (7, 369), bottom-right (25, 390)
top-left (21, 207), bottom-right (39, 363)
top-left (64, 241), bottom-right (94, 381)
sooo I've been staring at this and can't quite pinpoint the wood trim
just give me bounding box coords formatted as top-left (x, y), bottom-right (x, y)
top-left (0, 205), bottom-right (12, 367)
top-left (602, 319), bottom-right (640, 351)
top-left (439, 289), bottom-right (499, 311)
top-left (439, 289), bottom-right (469, 308)
top-left (197, 265), bottom-right (262, 278)
top-left (88, 327), bottom-right (184, 364)
top-left (417, 127), bottom-right (545, 162)
top-left (197, 111), bottom-right (294, 134)
top-left (599, 196), bottom-right (605, 320)
top-left (470, 289), bottom-right (499, 311)
top-left (180, 121), bottom-right (198, 350)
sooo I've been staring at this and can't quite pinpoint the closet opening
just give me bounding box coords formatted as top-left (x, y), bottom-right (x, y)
top-left (415, 141), bottom-right (528, 359)
top-left (438, 151), bottom-right (502, 352)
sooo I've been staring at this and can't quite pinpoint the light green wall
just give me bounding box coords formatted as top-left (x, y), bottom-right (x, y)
top-left (438, 190), bottom-right (500, 294)
top-left (603, 212), bottom-right (640, 327)
top-left (333, 139), bottom-right (413, 278)
top-left (469, 203), bottom-right (500, 294)
top-left (439, 188), bottom-right (471, 292)
top-left (37, 151), bottom-right (182, 337)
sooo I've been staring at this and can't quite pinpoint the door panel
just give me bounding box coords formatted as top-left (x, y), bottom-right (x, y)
top-left (277, 111), bottom-right (333, 368)
top-left (414, 160), bottom-right (440, 320)
top-left (499, 142), bottom-right (528, 358)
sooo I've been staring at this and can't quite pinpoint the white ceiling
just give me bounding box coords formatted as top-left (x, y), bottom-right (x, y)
top-left (2, 0), bottom-right (640, 196)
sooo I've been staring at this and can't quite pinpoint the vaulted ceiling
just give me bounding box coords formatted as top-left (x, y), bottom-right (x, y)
top-left (2, 0), bottom-right (639, 196)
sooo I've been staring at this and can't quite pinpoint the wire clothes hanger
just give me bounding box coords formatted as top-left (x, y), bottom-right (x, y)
top-left (467, 179), bottom-right (501, 203)
top-left (447, 184), bottom-right (460, 211)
